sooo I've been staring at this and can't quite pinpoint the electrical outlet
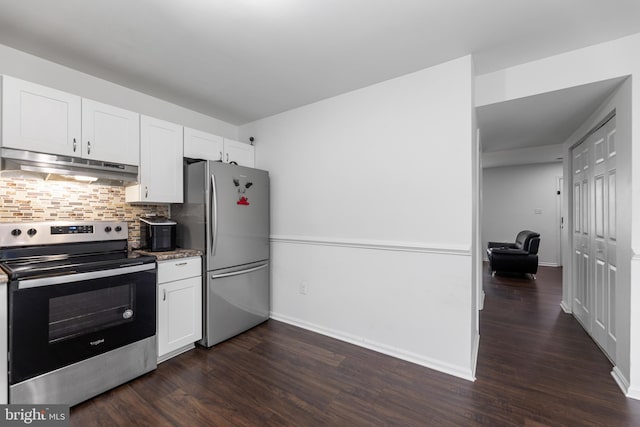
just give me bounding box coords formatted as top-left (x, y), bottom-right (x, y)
top-left (299, 281), bottom-right (309, 295)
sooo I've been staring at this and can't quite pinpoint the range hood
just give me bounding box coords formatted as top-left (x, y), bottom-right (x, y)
top-left (0, 148), bottom-right (138, 185)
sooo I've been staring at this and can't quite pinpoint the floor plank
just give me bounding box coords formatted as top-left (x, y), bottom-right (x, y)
top-left (71, 265), bottom-right (640, 426)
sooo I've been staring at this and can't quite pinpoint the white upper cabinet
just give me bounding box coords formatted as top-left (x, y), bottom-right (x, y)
top-left (183, 127), bottom-right (223, 161)
top-left (183, 128), bottom-right (255, 168)
top-left (126, 115), bottom-right (183, 203)
top-left (2, 76), bottom-right (140, 166)
top-left (81, 98), bottom-right (140, 165)
top-left (2, 75), bottom-right (81, 156)
top-left (223, 138), bottom-right (254, 167)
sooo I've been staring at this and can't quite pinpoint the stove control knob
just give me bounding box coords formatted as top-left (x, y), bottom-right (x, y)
top-left (115, 226), bottom-right (122, 232)
top-left (11, 228), bottom-right (21, 237)
top-left (27, 228), bottom-right (37, 237)
top-left (104, 226), bottom-right (112, 233)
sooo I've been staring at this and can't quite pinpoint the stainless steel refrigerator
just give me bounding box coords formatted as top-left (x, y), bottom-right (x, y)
top-left (172, 160), bottom-right (270, 347)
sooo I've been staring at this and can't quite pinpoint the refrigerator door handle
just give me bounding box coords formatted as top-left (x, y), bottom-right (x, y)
top-left (210, 262), bottom-right (269, 279)
top-left (210, 173), bottom-right (218, 255)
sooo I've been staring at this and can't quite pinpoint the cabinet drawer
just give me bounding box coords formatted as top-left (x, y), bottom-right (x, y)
top-left (157, 257), bottom-right (201, 283)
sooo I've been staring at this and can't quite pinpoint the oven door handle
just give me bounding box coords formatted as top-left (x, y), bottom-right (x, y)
top-left (16, 263), bottom-right (156, 290)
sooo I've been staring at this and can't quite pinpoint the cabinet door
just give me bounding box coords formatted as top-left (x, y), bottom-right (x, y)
top-left (81, 98), bottom-right (140, 165)
top-left (223, 138), bottom-right (255, 167)
top-left (158, 276), bottom-right (203, 359)
top-left (128, 115), bottom-right (183, 203)
top-left (184, 127), bottom-right (223, 161)
top-left (2, 75), bottom-right (81, 156)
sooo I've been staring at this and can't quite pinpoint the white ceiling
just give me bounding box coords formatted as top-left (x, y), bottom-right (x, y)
top-left (0, 0), bottom-right (639, 128)
top-left (477, 77), bottom-right (627, 153)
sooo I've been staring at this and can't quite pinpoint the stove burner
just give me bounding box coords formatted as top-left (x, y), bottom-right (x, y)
top-left (0, 221), bottom-right (156, 280)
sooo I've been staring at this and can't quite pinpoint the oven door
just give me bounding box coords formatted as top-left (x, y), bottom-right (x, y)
top-left (8, 263), bottom-right (157, 385)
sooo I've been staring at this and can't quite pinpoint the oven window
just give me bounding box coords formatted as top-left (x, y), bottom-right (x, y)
top-left (49, 284), bottom-right (136, 343)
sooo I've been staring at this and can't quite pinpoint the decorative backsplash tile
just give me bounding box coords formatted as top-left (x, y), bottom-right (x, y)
top-left (0, 176), bottom-right (168, 248)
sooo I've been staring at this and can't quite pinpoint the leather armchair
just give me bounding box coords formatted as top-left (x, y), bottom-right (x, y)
top-left (486, 230), bottom-right (540, 277)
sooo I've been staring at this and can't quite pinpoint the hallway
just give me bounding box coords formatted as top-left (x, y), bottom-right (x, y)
top-left (477, 265), bottom-right (640, 425)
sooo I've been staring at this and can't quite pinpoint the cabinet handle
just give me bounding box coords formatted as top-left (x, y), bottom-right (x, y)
top-left (145, 186), bottom-right (148, 198)
top-left (226, 153), bottom-right (229, 162)
top-left (163, 289), bottom-right (167, 301)
top-left (219, 151), bottom-right (223, 161)
top-left (175, 262), bottom-right (187, 266)
top-left (73, 138), bottom-right (77, 152)
top-left (87, 140), bottom-right (91, 155)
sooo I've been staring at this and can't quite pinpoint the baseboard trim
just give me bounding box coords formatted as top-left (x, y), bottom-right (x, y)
top-left (559, 300), bottom-right (572, 314)
top-left (270, 235), bottom-right (471, 256)
top-left (478, 290), bottom-right (485, 311)
top-left (470, 331), bottom-right (480, 380)
top-left (627, 385), bottom-right (640, 400)
top-left (270, 312), bottom-right (475, 382)
top-left (158, 343), bottom-right (195, 364)
top-left (611, 366), bottom-right (632, 397)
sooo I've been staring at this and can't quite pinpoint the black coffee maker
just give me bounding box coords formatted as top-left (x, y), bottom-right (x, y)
top-left (139, 216), bottom-right (177, 251)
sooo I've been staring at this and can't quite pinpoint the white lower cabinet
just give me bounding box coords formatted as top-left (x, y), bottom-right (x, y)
top-left (157, 257), bottom-right (202, 362)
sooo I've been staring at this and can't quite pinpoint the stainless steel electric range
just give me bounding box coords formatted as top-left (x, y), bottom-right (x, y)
top-left (0, 221), bottom-right (158, 406)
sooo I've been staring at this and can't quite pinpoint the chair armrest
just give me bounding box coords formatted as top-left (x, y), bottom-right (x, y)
top-left (488, 248), bottom-right (529, 256)
top-left (488, 242), bottom-right (518, 249)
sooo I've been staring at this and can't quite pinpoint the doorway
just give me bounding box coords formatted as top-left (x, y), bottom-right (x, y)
top-left (476, 76), bottom-right (629, 372)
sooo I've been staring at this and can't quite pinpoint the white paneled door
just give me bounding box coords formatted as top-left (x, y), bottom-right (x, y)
top-left (572, 139), bottom-right (590, 329)
top-left (571, 115), bottom-right (617, 361)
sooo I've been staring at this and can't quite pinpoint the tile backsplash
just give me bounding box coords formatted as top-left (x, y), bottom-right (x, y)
top-left (0, 176), bottom-right (168, 248)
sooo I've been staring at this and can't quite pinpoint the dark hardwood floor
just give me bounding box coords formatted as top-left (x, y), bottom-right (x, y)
top-left (71, 266), bottom-right (640, 426)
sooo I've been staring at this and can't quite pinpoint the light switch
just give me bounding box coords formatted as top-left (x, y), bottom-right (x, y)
top-left (534, 208), bottom-right (543, 214)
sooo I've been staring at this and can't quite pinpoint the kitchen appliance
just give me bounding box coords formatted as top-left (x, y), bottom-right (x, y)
top-left (140, 216), bottom-right (177, 251)
top-left (0, 221), bottom-right (157, 406)
top-left (172, 160), bottom-right (269, 347)
top-left (0, 148), bottom-right (138, 185)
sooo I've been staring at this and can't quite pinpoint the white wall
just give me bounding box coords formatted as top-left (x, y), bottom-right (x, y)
top-left (483, 162), bottom-right (563, 266)
top-left (240, 56), bottom-right (477, 380)
top-left (0, 43), bottom-right (238, 139)
top-left (476, 32), bottom-right (640, 399)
